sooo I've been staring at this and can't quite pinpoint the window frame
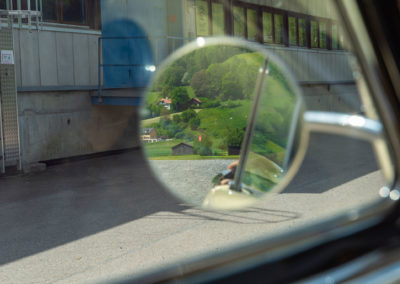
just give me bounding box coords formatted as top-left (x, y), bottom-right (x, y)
top-left (318, 18), bottom-right (329, 50)
top-left (246, 6), bottom-right (260, 42)
top-left (232, 3), bottom-right (246, 38)
top-left (49, 0), bottom-right (88, 27)
top-left (331, 21), bottom-right (340, 50)
top-left (297, 16), bottom-right (308, 48)
top-left (195, 0), bottom-right (228, 37)
top-left (210, 0), bottom-right (226, 36)
top-left (193, 0), bottom-right (346, 51)
top-left (262, 10), bottom-right (274, 44)
top-left (288, 14), bottom-right (299, 46)
top-left (195, 0), bottom-right (211, 36)
top-left (261, 6), bottom-right (286, 46)
top-left (9, 0), bottom-right (102, 29)
top-left (232, 2), bottom-right (262, 42)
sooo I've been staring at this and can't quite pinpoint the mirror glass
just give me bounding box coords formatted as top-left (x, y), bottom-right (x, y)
top-left (241, 62), bottom-right (300, 195)
top-left (141, 38), bottom-right (302, 209)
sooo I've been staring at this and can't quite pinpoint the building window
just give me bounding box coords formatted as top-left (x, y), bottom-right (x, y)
top-left (25, 0), bottom-right (100, 29)
top-left (310, 20), bottom-right (319, 48)
top-left (338, 26), bottom-right (344, 49)
top-left (193, 1), bottom-right (344, 51)
top-left (195, 0), bottom-right (226, 36)
top-left (298, 18), bottom-right (307, 47)
top-left (41, 0), bottom-right (87, 24)
top-left (212, 2), bottom-right (225, 35)
top-left (42, 0), bottom-right (58, 21)
top-left (62, 0), bottom-right (86, 24)
top-left (233, 6), bottom-right (245, 37)
top-left (196, 0), bottom-right (210, 36)
top-left (319, 21), bottom-right (327, 49)
top-left (9, 0), bottom-right (39, 10)
top-left (288, 16), bottom-right (297, 45)
top-left (247, 8), bottom-right (258, 41)
top-left (274, 13), bottom-right (283, 44)
top-left (263, 12), bottom-right (273, 43)
top-left (332, 23), bottom-right (338, 49)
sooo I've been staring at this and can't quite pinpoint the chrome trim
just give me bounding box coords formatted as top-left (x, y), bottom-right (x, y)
top-left (304, 111), bottom-right (383, 141)
top-left (298, 252), bottom-right (382, 284)
top-left (347, 261), bottom-right (400, 283)
top-left (301, 247), bottom-right (400, 284)
top-left (335, 0), bottom-right (398, 185)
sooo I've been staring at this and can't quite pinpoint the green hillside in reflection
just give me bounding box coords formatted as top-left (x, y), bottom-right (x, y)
top-left (142, 47), bottom-right (296, 167)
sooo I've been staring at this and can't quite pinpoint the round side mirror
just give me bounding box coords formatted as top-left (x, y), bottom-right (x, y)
top-left (141, 37), bottom-right (304, 210)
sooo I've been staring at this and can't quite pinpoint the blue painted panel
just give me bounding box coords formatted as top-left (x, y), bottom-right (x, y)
top-left (101, 19), bottom-right (154, 88)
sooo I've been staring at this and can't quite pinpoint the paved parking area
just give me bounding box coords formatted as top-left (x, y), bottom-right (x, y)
top-left (0, 133), bottom-right (387, 283)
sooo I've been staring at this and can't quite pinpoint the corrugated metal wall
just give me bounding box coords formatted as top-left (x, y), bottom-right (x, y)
top-left (14, 29), bottom-right (99, 88)
top-left (269, 47), bottom-right (353, 82)
top-left (12, 0), bottom-right (352, 89)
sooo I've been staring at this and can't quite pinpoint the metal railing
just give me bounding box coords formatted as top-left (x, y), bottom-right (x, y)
top-left (1, 0), bottom-right (42, 30)
top-left (96, 36), bottom-right (150, 102)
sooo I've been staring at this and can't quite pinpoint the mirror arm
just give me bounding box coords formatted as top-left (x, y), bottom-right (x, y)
top-left (231, 59), bottom-right (270, 192)
top-left (303, 111), bottom-right (383, 141)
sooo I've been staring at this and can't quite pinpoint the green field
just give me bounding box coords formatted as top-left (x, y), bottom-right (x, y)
top-left (142, 109), bottom-right (201, 127)
top-left (144, 140), bottom-right (183, 157)
top-left (142, 49), bottom-right (296, 166)
top-left (144, 139), bottom-right (239, 159)
top-left (197, 100), bottom-right (251, 136)
top-left (149, 155), bottom-right (239, 160)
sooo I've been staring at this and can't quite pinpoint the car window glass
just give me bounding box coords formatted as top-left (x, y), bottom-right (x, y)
top-left (0, 1), bottom-right (393, 282)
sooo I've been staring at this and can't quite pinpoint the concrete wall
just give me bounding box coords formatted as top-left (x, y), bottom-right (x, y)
top-left (18, 91), bottom-right (139, 166)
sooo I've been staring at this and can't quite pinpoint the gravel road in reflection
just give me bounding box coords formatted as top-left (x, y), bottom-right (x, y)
top-left (149, 159), bottom-right (236, 205)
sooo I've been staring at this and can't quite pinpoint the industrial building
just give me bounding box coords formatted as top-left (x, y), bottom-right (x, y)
top-left (0, 0), bottom-right (357, 173)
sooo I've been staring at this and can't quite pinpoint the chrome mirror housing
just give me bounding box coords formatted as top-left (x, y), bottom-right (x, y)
top-left (141, 37), bottom-right (304, 209)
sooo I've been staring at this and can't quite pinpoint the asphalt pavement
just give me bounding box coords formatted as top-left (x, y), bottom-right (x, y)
top-left (0, 132), bottom-right (385, 283)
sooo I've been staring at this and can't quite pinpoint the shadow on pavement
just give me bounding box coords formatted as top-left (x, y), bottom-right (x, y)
top-left (0, 132), bottom-right (378, 265)
top-left (0, 150), bottom-right (184, 266)
top-left (146, 206), bottom-right (300, 225)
